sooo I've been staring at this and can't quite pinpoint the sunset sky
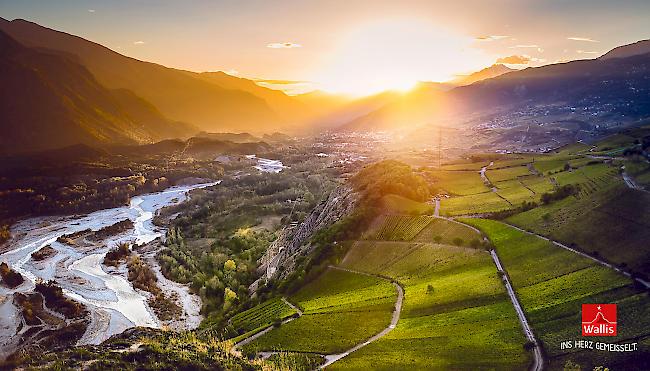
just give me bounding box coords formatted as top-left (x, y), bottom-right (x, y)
top-left (2, 0), bottom-right (650, 95)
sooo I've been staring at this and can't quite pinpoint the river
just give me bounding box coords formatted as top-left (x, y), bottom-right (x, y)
top-left (0, 181), bottom-right (218, 355)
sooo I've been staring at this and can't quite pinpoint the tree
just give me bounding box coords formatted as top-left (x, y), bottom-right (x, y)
top-left (224, 259), bottom-right (236, 271)
top-left (426, 284), bottom-right (434, 294)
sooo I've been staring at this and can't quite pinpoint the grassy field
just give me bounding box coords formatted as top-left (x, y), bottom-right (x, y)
top-left (381, 194), bottom-right (433, 215)
top-left (366, 215), bottom-right (433, 241)
top-left (506, 182), bottom-right (650, 275)
top-left (460, 219), bottom-right (649, 370)
top-left (333, 239), bottom-right (530, 370)
top-left (520, 174), bottom-right (555, 194)
top-left (432, 170), bottom-right (490, 195)
top-left (440, 191), bottom-right (512, 215)
top-left (485, 165), bottom-right (532, 183)
top-left (495, 179), bottom-right (536, 205)
top-left (229, 298), bottom-right (297, 334)
top-left (413, 217), bottom-right (481, 246)
top-left (243, 268), bottom-right (395, 354)
top-left (491, 156), bottom-right (536, 169)
top-left (440, 162), bottom-right (488, 171)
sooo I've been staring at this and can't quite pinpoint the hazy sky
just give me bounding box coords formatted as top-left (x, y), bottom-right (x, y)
top-left (2, 0), bottom-right (649, 95)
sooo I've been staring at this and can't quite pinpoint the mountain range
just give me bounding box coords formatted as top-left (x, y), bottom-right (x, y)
top-left (342, 40), bottom-right (650, 133)
top-left (1, 16), bottom-right (649, 154)
top-left (0, 30), bottom-right (195, 154)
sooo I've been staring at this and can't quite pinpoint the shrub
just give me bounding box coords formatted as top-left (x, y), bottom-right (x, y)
top-left (523, 341), bottom-right (536, 351)
top-left (104, 242), bottom-right (131, 266)
top-left (0, 262), bottom-right (24, 288)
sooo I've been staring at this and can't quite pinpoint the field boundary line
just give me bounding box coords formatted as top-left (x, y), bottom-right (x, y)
top-left (318, 265), bottom-right (404, 369)
top-left (453, 218), bottom-right (544, 371)
top-left (231, 296), bottom-right (303, 352)
top-left (489, 249), bottom-right (544, 371)
top-left (501, 222), bottom-right (649, 289)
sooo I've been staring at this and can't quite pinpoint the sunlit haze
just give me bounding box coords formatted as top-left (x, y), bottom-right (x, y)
top-left (2, 0), bottom-right (650, 96)
top-left (311, 20), bottom-right (493, 96)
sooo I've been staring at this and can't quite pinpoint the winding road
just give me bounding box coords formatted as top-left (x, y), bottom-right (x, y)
top-left (231, 297), bottom-right (303, 351)
top-left (232, 265), bottom-right (404, 368)
top-left (320, 266), bottom-right (404, 369)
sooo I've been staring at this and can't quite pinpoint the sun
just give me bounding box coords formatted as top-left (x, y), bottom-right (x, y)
top-left (312, 19), bottom-right (493, 96)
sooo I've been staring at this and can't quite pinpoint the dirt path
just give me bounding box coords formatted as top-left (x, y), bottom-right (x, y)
top-left (281, 297), bottom-right (302, 316)
top-left (319, 266), bottom-right (404, 369)
top-left (235, 266), bottom-right (404, 367)
top-left (231, 297), bottom-right (303, 352)
top-left (480, 161), bottom-right (497, 192)
top-left (622, 172), bottom-right (647, 192)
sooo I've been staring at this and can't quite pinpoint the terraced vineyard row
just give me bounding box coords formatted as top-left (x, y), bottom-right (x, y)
top-left (333, 239), bottom-right (530, 369)
top-left (368, 215), bottom-right (432, 241)
top-left (243, 269), bottom-right (395, 354)
top-left (230, 298), bottom-right (297, 333)
top-left (462, 219), bottom-right (649, 370)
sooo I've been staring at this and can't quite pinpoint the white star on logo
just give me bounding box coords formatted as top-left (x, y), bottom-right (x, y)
top-left (597, 305), bottom-right (602, 311)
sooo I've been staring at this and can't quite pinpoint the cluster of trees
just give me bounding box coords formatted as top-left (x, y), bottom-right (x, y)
top-left (0, 262), bottom-right (24, 288)
top-left (159, 227), bottom-right (272, 315)
top-left (35, 281), bottom-right (86, 319)
top-left (164, 170), bottom-right (335, 240)
top-left (127, 254), bottom-right (182, 321)
top-left (352, 160), bottom-right (431, 203)
top-left (541, 184), bottom-right (580, 204)
top-left (103, 242), bottom-right (131, 266)
top-left (0, 224), bottom-right (9, 244)
top-left (0, 151), bottom-right (225, 224)
top-left (31, 245), bottom-right (56, 261)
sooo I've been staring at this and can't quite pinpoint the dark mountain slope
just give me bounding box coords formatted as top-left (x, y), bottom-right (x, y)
top-left (450, 52), bottom-right (650, 112)
top-left (341, 48), bottom-right (650, 132)
top-left (0, 30), bottom-right (194, 154)
top-left (600, 39), bottom-right (650, 60)
top-left (0, 18), bottom-right (283, 132)
top-left (452, 64), bottom-right (516, 86)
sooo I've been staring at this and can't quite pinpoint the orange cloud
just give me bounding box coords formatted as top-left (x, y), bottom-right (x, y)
top-left (496, 55), bottom-right (531, 64)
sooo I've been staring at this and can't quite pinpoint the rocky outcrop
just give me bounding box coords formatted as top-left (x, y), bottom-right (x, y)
top-left (250, 185), bottom-right (359, 292)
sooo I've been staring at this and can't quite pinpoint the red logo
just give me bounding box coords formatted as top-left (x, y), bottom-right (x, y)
top-left (582, 304), bottom-right (617, 336)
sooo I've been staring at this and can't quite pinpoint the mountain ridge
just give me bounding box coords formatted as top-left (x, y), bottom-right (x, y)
top-left (0, 29), bottom-right (195, 154)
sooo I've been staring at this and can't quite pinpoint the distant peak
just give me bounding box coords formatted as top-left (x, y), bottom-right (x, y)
top-left (600, 39), bottom-right (650, 60)
top-left (453, 63), bottom-right (516, 86)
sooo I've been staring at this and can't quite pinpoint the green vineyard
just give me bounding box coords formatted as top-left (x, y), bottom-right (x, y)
top-left (367, 215), bottom-right (433, 241)
top-left (229, 298), bottom-right (297, 334)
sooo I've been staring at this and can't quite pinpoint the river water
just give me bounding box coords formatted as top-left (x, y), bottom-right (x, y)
top-left (246, 154), bottom-right (286, 173)
top-left (0, 181), bottom-right (218, 354)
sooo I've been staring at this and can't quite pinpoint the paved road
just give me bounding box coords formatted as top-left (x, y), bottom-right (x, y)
top-left (504, 222), bottom-right (650, 289)
top-left (490, 250), bottom-right (544, 371)
top-left (319, 266), bottom-right (404, 369)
